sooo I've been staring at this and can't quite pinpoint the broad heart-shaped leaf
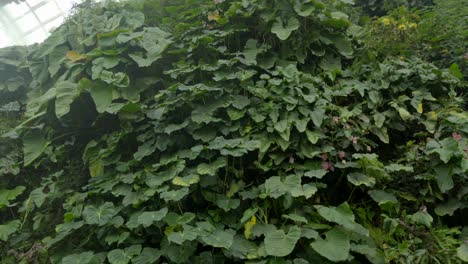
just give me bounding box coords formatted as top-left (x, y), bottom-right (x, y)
top-left (196, 157), bottom-right (226, 176)
top-left (172, 174), bottom-right (200, 187)
top-left (373, 113), bottom-right (385, 128)
top-left (457, 243), bottom-right (468, 262)
top-left (132, 248), bottom-right (161, 264)
top-left (160, 188), bottom-right (189, 202)
top-left (264, 226), bottom-right (301, 257)
top-left (0, 220), bottom-right (20, 241)
top-left (370, 126), bottom-right (389, 144)
top-left (434, 199), bottom-right (462, 216)
top-left (108, 245), bottom-right (142, 264)
top-left (368, 190), bottom-right (398, 205)
top-left (282, 214), bottom-right (308, 223)
top-left (310, 109), bottom-right (325, 127)
top-left (120, 27), bottom-right (173, 67)
top-left (271, 17), bottom-right (300, 40)
top-left (83, 202), bottom-right (117, 226)
top-left (264, 174), bottom-right (316, 199)
top-left (133, 140), bottom-right (157, 161)
top-left (310, 227), bottom-right (350, 262)
top-left (229, 235), bottom-right (260, 259)
top-left (434, 165), bottom-right (454, 193)
top-left (0, 186), bottom-right (26, 208)
top-left (315, 202), bottom-right (368, 236)
top-left (61, 251), bottom-right (94, 264)
top-left (200, 228), bottom-right (235, 249)
top-left (23, 130), bottom-right (50, 166)
top-left (409, 211), bottom-right (433, 228)
top-left (137, 208), bottom-right (168, 228)
top-left (107, 249), bottom-right (130, 264)
top-left (167, 224), bottom-right (199, 244)
top-left (347, 172), bottom-right (375, 187)
top-left (426, 138), bottom-right (459, 164)
top-left (88, 81), bottom-right (113, 113)
top-left (55, 81), bottom-right (80, 118)
top-left (331, 35), bottom-right (353, 58)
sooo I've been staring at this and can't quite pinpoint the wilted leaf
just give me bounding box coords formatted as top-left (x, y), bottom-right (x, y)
top-left (244, 215), bottom-right (256, 239)
top-left (66, 51), bottom-right (88, 62)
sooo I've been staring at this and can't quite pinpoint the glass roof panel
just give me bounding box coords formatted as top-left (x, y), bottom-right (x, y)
top-left (0, 0), bottom-right (82, 48)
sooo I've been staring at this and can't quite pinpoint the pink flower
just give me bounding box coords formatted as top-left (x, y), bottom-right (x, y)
top-left (351, 136), bottom-right (359, 144)
top-left (452, 132), bottom-right (462, 141)
top-left (333, 116), bottom-right (340, 124)
top-left (321, 153), bottom-right (328, 161)
top-left (321, 162), bottom-right (330, 170)
top-left (338, 151), bottom-right (345, 159)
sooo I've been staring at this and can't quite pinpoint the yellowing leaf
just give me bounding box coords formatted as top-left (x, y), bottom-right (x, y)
top-left (417, 102), bottom-right (423, 114)
top-left (66, 51), bottom-right (87, 62)
top-left (244, 215), bottom-right (256, 239)
top-left (89, 159), bottom-right (104, 177)
top-left (226, 182), bottom-right (240, 198)
top-left (172, 175), bottom-right (200, 187)
top-left (427, 111), bottom-right (438, 120)
top-left (208, 10), bottom-right (220, 21)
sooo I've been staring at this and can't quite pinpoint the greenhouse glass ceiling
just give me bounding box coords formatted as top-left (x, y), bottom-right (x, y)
top-left (0, 0), bottom-right (79, 47)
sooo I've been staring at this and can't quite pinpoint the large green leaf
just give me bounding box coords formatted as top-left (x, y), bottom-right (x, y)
top-left (457, 243), bottom-right (468, 262)
top-left (200, 228), bottom-right (235, 249)
top-left (88, 81), bottom-right (114, 113)
top-left (264, 226), bottom-right (301, 257)
top-left (62, 252), bottom-right (95, 264)
top-left (310, 227), bottom-right (350, 262)
top-left (368, 190), bottom-right (398, 205)
top-left (271, 17), bottom-right (300, 40)
top-left (137, 208), bottom-right (168, 228)
top-left (264, 174), bottom-right (316, 199)
top-left (108, 245), bottom-right (142, 264)
top-left (434, 165), bottom-right (454, 193)
top-left (132, 248), bottom-right (161, 264)
top-left (315, 203), bottom-right (368, 236)
top-left (347, 172), bottom-right (375, 187)
top-left (0, 220), bottom-right (20, 241)
top-left (83, 202), bottom-right (117, 226)
top-left (167, 224), bottom-right (199, 244)
top-left (23, 130), bottom-right (50, 166)
top-left (55, 81), bottom-right (81, 118)
top-left (118, 27), bottom-right (173, 67)
top-left (160, 188), bottom-right (189, 202)
top-left (0, 186), bottom-right (25, 208)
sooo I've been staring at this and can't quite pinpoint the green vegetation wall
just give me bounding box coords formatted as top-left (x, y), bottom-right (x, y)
top-left (0, 0), bottom-right (467, 263)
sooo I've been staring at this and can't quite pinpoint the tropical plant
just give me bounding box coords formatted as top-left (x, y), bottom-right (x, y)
top-left (0, 0), bottom-right (466, 263)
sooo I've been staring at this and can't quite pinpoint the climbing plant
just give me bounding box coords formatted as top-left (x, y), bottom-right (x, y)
top-left (0, 0), bottom-right (466, 263)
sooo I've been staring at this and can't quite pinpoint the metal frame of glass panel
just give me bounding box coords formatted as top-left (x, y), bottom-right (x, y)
top-left (0, 0), bottom-right (66, 46)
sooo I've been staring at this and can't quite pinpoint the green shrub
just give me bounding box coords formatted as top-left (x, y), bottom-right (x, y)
top-left (0, 0), bottom-right (466, 263)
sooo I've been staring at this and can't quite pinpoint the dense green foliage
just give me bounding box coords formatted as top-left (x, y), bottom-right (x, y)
top-left (0, 0), bottom-right (467, 263)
